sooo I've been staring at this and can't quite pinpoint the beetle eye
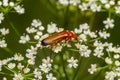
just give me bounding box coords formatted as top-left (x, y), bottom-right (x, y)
top-left (41, 40), bottom-right (48, 46)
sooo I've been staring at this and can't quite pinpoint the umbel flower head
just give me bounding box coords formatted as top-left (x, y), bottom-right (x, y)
top-left (1, 0), bottom-right (120, 80)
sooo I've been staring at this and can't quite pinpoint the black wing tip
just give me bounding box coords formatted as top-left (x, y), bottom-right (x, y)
top-left (41, 40), bottom-right (48, 46)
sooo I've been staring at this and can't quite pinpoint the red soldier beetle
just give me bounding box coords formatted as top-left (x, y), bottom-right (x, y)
top-left (41, 30), bottom-right (78, 46)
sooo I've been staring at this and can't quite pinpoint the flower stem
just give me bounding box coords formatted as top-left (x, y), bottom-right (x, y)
top-left (63, 4), bottom-right (70, 29)
top-left (88, 37), bottom-right (101, 43)
top-left (89, 13), bottom-right (96, 29)
top-left (72, 56), bottom-right (82, 80)
top-left (60, 52), bottom-right (68, 80)
top-left (69, 49), bottom-right (80, 52)
top-left (4, 66), bottom-right (16, 73)
top-left (6, 16), bottom-right (21, 37)
top-left (0, 72), bottom-right (6, 75)
top-left (3, 47), bottom-right (13, 55)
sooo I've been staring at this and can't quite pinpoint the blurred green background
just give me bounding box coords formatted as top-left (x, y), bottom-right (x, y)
top-left (1, 0), bottom-right (120, 80)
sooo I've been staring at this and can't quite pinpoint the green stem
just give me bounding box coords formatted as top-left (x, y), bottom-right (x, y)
top-left (4, 66), bottom-right (16, 73)
top-left (60, 53), bottom-right (68, 80)
top-left (0, 72), bottom-right (6, 75)
top-left (108, 9), bottom-right (111, 18)
top-left (88, 37), bottom-right (101, 43)
top-left (98, 65), bottom-right (109, 71)
top-left (89, 13), bottom-right (96, 30)
top-left (7, 18), bottom-right (21, 36)
top-left (63, 4), bottom-right (70, 29)
top-left (3, 47), bottom-right (13, 55)
top-left (69, 49), bottom-right (80, 52)
top-left (28, 41), bottom-right (37, 44)
top-left (24, 73), bottom-right (34, 77)
top-left (107, 51), bottom-right (111, 58)
top-left (73, 56), bottom-right (82, 80)
top-left (0, 71), bottom-right (13, 76)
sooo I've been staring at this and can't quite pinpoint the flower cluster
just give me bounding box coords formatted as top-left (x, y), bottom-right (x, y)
top-left (0, 28), bottom-right (9, 48)
top-left (0, 0), bottom-right (25, 14)
top-left (0, 16), bottom-right (119, 80)
top-left (33, 57), bottom-right (57, 80)
top-left (1, 0), bottom-right (120, 80)
top-left (58, 0), bottom-right (120, 16)
top-left (0, 0), bottom-right (25, 24)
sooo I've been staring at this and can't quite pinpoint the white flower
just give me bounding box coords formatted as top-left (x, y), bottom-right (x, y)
top-left (105, 71), bottom-right (116, 80)
top-left (115, 60), bottom-right (120, 66)
top-left (39, 64), bottom-right (51, 73)
top-left (114, 54), bottom-right (120, 59)
top-left (40, 34), bottom-right (49, 41)
top-left (79, 34), bottom-right (87, 42)
top-left (83, 29), bottom-right (90, 35)
top-left (90, 3), bottom-right (101, 12)
top-left (47, 23), bottom-right (58, 33)
top-left (93, 40), bottom-right (104, 50)
top-left (9, 2), bottom-right (15, 7)
top-left (88, 0), bottom-right (97, 4)
top-left (59, 0), bottom-right (69, 5)
top-left (14, 53), bottom-right (24, 61)
top-left (39, 57), bottom-right (53, 73)
top-left (118, 1), bottom-right (120, 5)
top-left (79, 3), bottom-right (88, 11)
top-left (94, 49), bottom-right (104, 58)
top-left (31, 19), bottom-right (42, 28)
top-left (89, 32), bottom-right (97, 38)
top-left (106, 43), bottom-right (113, 52)
top-left (67, 57), bottom-right (78, 68)
top-left (14, 5), bottom-right (25, 14)
top-left (115, 6), bottom-right (120, 14)
top-left (75, 43), bottom-right (81, 49)
top-left (3, 0), bottom-right (8, 7)
top-left (79, 23), bottom-right (89, 32)
top-left (8, 63), bottom-right (16, 69)
top-left (116, 67), bottom-right (120, 77)
top-left (34, 35), bottom-right (40, 40)
top-left (0, 28), bottom-right (9, 35)
top-left (23, 67), bottom-right (30, 73)
top-left (39, 26), bottom-right (45, 31)
top-left (80, 45), bottom-right (91, 57)
top-left (26, 46), bottom-right (38, 55)
top-left (46, 73), bottom-right (57, 80)
top-left (0, 13), bottom-right (4, 24)
top-left (0, 1), bottom-right (2, 6)
top-left (69, 0), bottom-right (80, 6)
top-left (105, 3), bottom-right (111, 9)
top-left (26, 27), bottom-right (37, 34)
top-left (103, 18), bottom-right (114, 29)
top-left (33, 68), bottom-right (42, 79)
top-left (113, 47), bottom-right (119, 53)
top-left (100, 0), bottom-right (108, 4)
top-left (105, 57), bottom-right (113, 64)
top-left (13, 73), bottom-right (23, 80)
top-left (53, 45), bottom-right (62, 53)
top-left (88, 64), bottom-right (97, 74)
top-left (99, 31), bottom-right (110, 39)
top-left (0, 65), bottom-right (2, 71)
top-left (2, 58), bottom-right (13, 65)
top-left (3, 77), bottom-right (7, 80)
top-left (109, 0), bottom-right (115, 5)
top-left (19, 34), bottom-right (30, 44)
top-left (17, 63), bottom-right (24, 70)
top-left (36, 31), bottom-right (43, 36)
top-left (34, 31), bottom-right (43, 40)
top-left (74, 28), bottom-right (81, 34)
top-left (0, 39), bottom-right (7, 48)
top-left (42, 57), bottom-right (53, 67)
top-left (28, 58), bottom-right (35, 65)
